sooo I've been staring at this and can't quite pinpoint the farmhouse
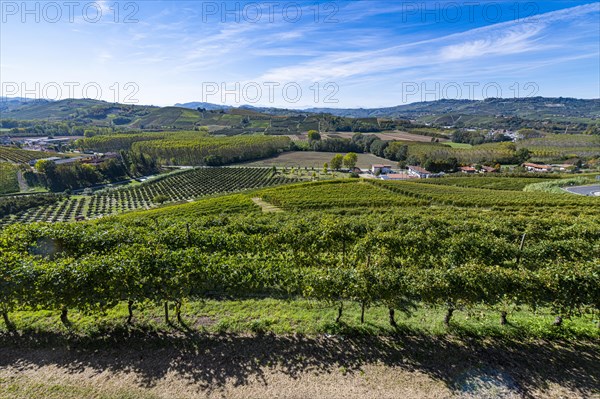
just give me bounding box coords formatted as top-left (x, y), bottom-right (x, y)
top-left (371, 164), bottom-right (392, 174)
top-left (459, 166), bottom-right (477, 174)
top-left (522, 162), bottom-right (552, 172)
top-left (459, 165), bottom-right (499, 174)
top-left (407, 165), bottom-right (432, 178)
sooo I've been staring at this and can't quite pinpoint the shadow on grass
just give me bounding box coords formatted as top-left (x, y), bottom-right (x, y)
top-left (0, 323), bottom-right (598, 397)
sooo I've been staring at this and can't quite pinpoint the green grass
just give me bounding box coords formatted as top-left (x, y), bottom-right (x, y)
top-left (2, 299), bottom-right (597, 341)
top-left (523, 177), bottom-right (597, 194)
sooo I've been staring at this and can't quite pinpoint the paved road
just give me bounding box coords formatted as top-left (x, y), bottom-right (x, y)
top-left (563, 185), bottom-right (600, 196)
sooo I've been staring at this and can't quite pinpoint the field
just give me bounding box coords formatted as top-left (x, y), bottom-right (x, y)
top-left (518, 134), bottom-right (600, 159)
top-left (2, 174), bottom-right (599, 398)
top-left (0, 146), bottom-right (56, 163)
top-left (241, 151), bottom-right (391, 168)
top-left (0, 162), bottom-right (19, 194)
top-left (414, 175), bottom-right (556, 191)
top-left (323, 131), bottom-right (450, 142)
top-left (0, 167), bottom-right (296, 225)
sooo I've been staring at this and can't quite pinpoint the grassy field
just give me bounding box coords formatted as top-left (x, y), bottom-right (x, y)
top-left (242, 151), bottom-right (391, 168)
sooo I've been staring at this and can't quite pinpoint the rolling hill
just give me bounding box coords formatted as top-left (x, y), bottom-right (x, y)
top-left (1, 97), bottom-right (598, 132)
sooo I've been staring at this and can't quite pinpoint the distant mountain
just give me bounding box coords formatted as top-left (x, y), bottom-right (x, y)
top-left (174, 102), bottom-right (233, 111)
top-left (302, 98), bottom-right (600, 120)
top-left (0, 98), bottom-right (157, 122)
top-left (176, 97), bottom-right (600, 120)
top-left (1, 97), bottom-right (597, 133)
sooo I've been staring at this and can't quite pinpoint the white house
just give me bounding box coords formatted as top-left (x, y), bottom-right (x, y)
top-left (407, 165), bottom-right (432, 178)
top-left (371, 164), bottom-right (393, 174)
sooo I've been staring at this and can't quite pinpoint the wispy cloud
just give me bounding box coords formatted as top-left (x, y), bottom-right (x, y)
top-left (251, 2), bottom-right (599, 85)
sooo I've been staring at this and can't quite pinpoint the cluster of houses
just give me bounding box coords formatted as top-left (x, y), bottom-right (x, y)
top-left (458, 165), bottom-right (499, 174)
top-left (366, 161), bottom-right (580, 179)
top-left (1, 136), bottom-right (78, 152)
top-left (521, 162), bottom-right (579, 173)
top-left (369, 164), bottom-right (442, 180)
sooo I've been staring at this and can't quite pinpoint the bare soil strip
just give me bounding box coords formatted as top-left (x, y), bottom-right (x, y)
top-left (252, 197), bottom-right (283, 213)
top-left (0, 333), bottom-right (598, 399)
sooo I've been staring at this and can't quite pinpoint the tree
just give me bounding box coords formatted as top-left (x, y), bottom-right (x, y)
top-left (330, 154), bottom-right (343, 170)
top-left (35, 159), bottom-right (55, 175)
top-left (323, 162), bottom-right (328, 174)
top-left (307, 130), bottom-right (321, 141)
top-left (516, 148), bottom-right (531, 163)
top-left (343, 152), bottom-right (358, 169)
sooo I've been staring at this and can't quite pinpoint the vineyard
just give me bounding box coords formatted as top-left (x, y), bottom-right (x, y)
top-left (258, 179), bottom-right (600, 213)
top-left (0, 167), bottom-right (297, 226)
top-left (411, 175), bottom-right (556, 191)
top-left (518, 134), bottom-right (600, 159)
top-left (0, 147), bottom-right (55, 163)
top-left (1, 196), bottom-right (598, 337)
top-left (0, 162), bottom-right (19, 194)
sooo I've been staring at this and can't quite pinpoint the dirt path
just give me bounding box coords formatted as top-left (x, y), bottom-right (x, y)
top-left (0, 334), bottom-right (597, 399)
top-left (252, 197), bottom-right (283, 213)
top-left (16, 170), bottom-right (28, 192)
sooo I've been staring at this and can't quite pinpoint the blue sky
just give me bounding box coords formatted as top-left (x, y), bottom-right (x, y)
top-left (1, 1), bottom-right (599, 107)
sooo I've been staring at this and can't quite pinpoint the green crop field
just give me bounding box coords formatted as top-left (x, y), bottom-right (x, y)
top-left (518, 134), bottom-right (600, 159)
top-left (0, 167), bottom-right (297, 225)
top-left (2, 171), bottom-right (599, 399)
top-left (0, 147), bottom-right (56, 163)
top-left (413, 175), bottom-right (556, 191)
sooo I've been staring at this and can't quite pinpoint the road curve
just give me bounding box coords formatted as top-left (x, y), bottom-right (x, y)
top-left (563, 185), bottom-right (600, 196)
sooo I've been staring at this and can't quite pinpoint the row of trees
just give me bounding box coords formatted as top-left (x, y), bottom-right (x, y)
top-left (329, 152), bottom-right (357, 170)
top-left (32, 152), bottom-right (158, 192)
